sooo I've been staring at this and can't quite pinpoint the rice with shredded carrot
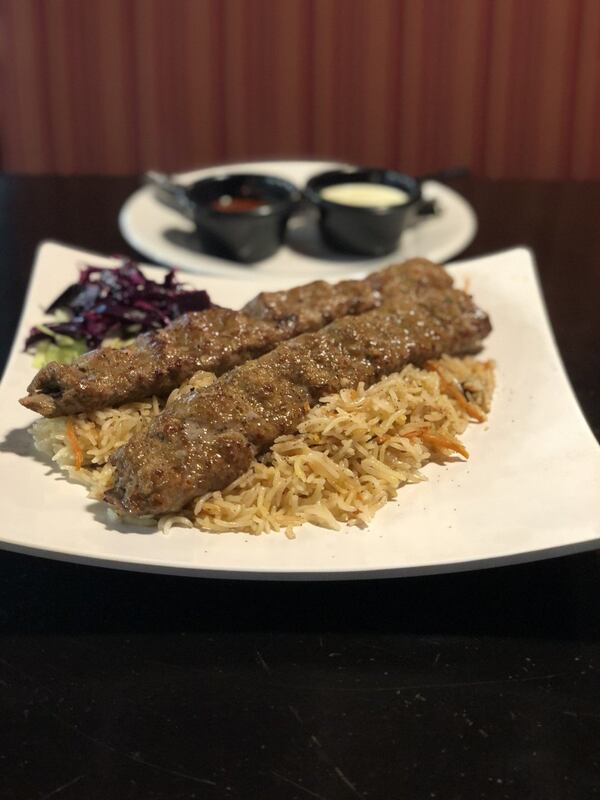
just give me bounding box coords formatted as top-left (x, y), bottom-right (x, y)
top-left (31, 356), bottom-right (495, 535)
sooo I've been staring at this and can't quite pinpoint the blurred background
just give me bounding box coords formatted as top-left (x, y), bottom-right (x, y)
top-left (1, 0), bottom-right (599, 178)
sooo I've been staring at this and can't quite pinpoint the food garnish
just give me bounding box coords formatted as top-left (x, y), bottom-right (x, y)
top-left (65, 418), bottom-right (83, 470)
top-left (425, 360), bottom-right (487, 422)
top-left (25, 260), bottom-right (211, 366)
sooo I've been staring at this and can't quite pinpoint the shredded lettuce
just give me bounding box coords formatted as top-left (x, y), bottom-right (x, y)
top-left (31, 333), bottom-right (88, 368)
top-left (30, 325), bottom-right (138, 368)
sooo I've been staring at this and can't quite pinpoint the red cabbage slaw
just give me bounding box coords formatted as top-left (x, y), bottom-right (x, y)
top-left (25, 260), bottom-right (211, 363)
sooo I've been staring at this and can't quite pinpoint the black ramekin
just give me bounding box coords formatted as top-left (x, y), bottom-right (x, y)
top-left (165, 173), bottom-right (302, 263)
top-left (305, 167), bottom-right (423, 257)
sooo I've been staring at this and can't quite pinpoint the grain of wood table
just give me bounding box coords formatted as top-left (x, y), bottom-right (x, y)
top-left (0, 175), bottom-right (599, 800)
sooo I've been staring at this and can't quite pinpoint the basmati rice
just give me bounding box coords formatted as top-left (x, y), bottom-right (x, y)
top-left (32, 357), bottom-right (495, 535)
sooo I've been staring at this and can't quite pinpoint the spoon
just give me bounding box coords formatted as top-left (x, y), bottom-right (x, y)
top-left (144, 171), bottom-right (196, 219)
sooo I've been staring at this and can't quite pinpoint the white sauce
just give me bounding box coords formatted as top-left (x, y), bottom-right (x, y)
top-left (320, 182), bottom-right (410, 208)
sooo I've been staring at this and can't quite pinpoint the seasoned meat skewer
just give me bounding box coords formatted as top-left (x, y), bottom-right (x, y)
top-left (243, 257), bottom-right (451, 329)
top-left (20, 259), bottom-right (451, 418)
top-left (20, 309), bottom-right (286, 419)
top-left (106, 285), bottom-right (491, 517)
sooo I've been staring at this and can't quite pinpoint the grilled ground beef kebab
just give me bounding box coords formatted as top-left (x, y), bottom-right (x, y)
top-left (20, 259), bottom-right (450, 418)
top-left (106, 284), bottom-right (491, 517)
top-left (243, 257), bottom-right (451, 329)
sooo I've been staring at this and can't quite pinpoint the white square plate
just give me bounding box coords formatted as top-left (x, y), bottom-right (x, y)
top-left (0, 242), bottom-right (598, 579)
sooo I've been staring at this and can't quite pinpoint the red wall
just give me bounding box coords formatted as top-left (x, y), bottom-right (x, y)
top-left (2, 0), bottom-right (599, 177)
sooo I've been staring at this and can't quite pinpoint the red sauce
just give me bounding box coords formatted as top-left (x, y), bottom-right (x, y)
top-left (210, 195), bottom-right (267, 213)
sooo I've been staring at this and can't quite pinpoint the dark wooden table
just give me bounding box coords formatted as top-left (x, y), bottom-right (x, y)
top-left (0, 176), bottom-right (599, 800)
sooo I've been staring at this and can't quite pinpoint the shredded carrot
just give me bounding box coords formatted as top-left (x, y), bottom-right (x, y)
top-left (402, 426), bottom-right (468, 459)
top-left (424, 361), bottom-right (486, 422)
top-left (421, 432), bottom-right (469, 459)
top-left (65, 418), bottom-right (83, 469)
top-left (462, 276), bottom-right (471, 293)
top-left (403, 428), bottom-right (428, 439)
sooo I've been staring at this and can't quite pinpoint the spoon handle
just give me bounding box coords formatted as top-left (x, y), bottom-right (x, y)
top-left (144, 171), bottom-right (195, 220)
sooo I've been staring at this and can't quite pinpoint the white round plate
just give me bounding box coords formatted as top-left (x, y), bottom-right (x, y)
top-left (119, 160), bottom-right (477, 280)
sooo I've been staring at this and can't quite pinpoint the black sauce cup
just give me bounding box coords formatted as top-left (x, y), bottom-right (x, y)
top-left (305, 167), bottom-right (423, 257)
top-left (153, 173), bottom-right (302, 264)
